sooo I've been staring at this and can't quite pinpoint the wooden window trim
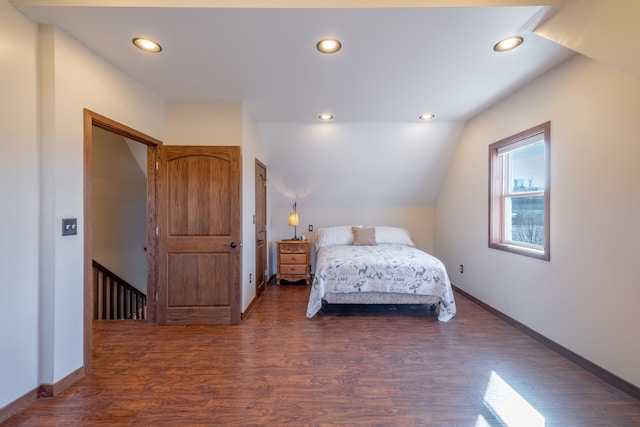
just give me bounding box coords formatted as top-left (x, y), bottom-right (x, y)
top-left (488, 122), bottom-right (550, 261)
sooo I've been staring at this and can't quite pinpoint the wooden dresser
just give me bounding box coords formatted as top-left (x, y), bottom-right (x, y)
top-left (276, 240), bottom-right (311, 285)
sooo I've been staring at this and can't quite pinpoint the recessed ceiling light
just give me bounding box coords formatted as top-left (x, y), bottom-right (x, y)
top-left (493, 36), bottom-right (523, 52)
top-left (319, 113), bottom-right (334, 121)
top-left (419, 113), bottom-right (435, 121)
top-left (316, 38), bottom-right (342, 54)
top-left (133, 37), bottom-right (162, 53)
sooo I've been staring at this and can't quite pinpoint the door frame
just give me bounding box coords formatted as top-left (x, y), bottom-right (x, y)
top-left (255, 159), bottom-right (267, 298)
top-left (83, 109), bottom-right (162, 372)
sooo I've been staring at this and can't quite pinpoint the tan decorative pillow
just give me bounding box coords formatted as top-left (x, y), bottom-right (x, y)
top-left (352, 226), bottom-right (376, 246)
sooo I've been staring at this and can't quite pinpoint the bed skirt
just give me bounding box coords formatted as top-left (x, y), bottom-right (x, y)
top-left (322, 292), bottom-right (442, 305)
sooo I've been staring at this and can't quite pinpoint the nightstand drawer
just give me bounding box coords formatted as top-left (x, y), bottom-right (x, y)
top-left (279, 244), bottom-right (307, 254)
top-left (280, 254), bottom-right (306, 265)
top-left (281, 264), bottom-right (307, 275)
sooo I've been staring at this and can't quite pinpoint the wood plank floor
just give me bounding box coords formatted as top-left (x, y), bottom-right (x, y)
top-left (5, 285), bottom-right (640, 426)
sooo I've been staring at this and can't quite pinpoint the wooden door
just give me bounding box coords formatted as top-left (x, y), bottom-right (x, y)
top-left (255, 160), bottom-right (267, 297)
top-left (158, 146), bottom-right (241, 325)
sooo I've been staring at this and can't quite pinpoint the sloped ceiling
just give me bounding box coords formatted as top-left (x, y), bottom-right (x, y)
top-left (536, 0), bottom-right (640, 81)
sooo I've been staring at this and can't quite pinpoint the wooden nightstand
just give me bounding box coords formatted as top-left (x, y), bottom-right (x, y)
top-left (276, 240), bottom-right (311, 285)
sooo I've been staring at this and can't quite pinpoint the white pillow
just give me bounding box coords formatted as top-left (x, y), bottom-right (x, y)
top-left (374, 226), bottom-right (415, 247)
top-left (315, 226), bottom-right (354, 250)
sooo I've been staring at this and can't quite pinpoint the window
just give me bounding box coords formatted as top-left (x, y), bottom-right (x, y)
top-left (489, 122), bottom-right (550, 260)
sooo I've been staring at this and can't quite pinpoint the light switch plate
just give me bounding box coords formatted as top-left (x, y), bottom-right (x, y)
top-left (62, 218), bottom-right (78, 236)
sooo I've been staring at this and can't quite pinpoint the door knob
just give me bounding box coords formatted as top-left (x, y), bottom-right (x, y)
top-left (230, 242), bottom-right (238, 248)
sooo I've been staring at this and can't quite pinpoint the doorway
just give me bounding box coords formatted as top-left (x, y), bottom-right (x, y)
top-left (91, 126), bottom-right (148, 318)
top-left (83, 109), bottom-right (161, 372)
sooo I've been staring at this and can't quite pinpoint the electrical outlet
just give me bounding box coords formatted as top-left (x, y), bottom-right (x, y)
top-left (459, 264), bottom-right (464, 274)
top-left (249, 273), bottom-right (253, 283)
top-left (308, 225), bottom-right (313, 232)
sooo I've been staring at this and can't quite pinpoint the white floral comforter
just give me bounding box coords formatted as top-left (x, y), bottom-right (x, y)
top-left (306, 244), bottom-right (457, 322)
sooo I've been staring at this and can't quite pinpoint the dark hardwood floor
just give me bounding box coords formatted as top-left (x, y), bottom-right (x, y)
top-left (5, 284), bottom-right (640, 426)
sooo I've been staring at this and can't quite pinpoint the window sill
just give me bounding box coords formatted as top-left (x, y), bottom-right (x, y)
top-left (489, 242), bottom-right (549, 261)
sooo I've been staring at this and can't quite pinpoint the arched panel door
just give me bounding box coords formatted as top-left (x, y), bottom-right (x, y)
top-left (158, 146), bottom-right (241, 325)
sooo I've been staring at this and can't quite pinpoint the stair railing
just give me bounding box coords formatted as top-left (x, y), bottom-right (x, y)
top-left (92, 260), bottom-right (146, 320)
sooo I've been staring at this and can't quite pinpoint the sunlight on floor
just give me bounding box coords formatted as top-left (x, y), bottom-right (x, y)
top-left (477, 371), bottom-right (545, 427)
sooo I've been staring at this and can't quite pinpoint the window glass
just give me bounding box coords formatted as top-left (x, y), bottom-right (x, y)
top-left (504, 142), bottom-right (545, 247)
top-left (507, 195), bottom-right (544, 246)
top-left (509, 143), bottom-right (545, 193)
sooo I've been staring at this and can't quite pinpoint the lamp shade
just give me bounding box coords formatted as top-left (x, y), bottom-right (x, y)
top-left (288, 212), bottom-right (299, 226)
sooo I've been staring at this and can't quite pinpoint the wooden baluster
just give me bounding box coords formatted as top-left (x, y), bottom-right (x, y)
top-left (101, 271), bottom-right (107, 320)
top-left (93, 267), bottom-right (99, 320)
top-left (116, 282), bottom-right (121, 319)
top-left (130, 290), bottom-right (135, 319)
top-left (125, 289), bottom-right (130, 319)
top-left (109, 277), bottom-right (116, 320)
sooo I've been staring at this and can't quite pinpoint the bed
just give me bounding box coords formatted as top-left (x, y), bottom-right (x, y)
top-left (306, 226), bottom-right (457, 322)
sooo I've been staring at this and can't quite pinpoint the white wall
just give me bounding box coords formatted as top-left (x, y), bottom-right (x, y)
top-left (434, 54), bottom-right (640, 388)
top-left (165, 101), bottom-right (242, 146)
top-left (0, 0), bottom-right (40, 410)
